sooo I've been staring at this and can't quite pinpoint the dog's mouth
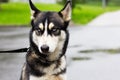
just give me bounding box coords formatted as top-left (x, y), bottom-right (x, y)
top-left (40, 51), bottom-right (50, 55)
top-left (39, 51), bottom-right (50, 56)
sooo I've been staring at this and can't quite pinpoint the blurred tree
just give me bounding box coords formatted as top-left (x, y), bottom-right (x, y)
top-left (102, 0), bottom-right (110, 8)
top-left (72, 0), bottom-right (80, 8)
top-left (57, 0), bottom-right (80, 9)
top-left (106, 0), bottom-right (109, 5)
top-left (0, 0), bottom-right (9, 10)
top-left (0, 0), bottom-right (9, 2)
top-left (80, 0), bottom-right (86, 4)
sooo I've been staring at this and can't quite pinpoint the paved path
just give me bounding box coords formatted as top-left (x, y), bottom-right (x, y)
top-left (67, 10), bottom-right (120, 80)
top-left (88, 10), bottom-right (120, 26)
top-left (0, 27), bottom-right (29, 80)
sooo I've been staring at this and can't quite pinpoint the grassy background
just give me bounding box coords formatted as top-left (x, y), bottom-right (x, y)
top-left (73, 4), bottom-right (120, 24)
top-left (0, 3), bottom-right (120, 26)
top-left (0, 3), bottom-right (62, 26)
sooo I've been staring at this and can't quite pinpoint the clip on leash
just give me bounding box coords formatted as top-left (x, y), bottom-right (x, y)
top-left (0, 48), bottom-right (28, 53)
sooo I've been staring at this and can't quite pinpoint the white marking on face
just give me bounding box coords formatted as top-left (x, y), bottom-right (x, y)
top-left (32, 26), bottom-right (66, 60)
top-left (48, 31), bottom-right (66, 61)
top-left (49, 22), bottom-right (54, 30)
top-left (32, 19), bottom-right (59, 54)
top-left (44, 19), bottom-right (48, 37)
top-left (39, 23), bottom-right (44, 30)
top-left (32, 19), bottom-right (67, 61)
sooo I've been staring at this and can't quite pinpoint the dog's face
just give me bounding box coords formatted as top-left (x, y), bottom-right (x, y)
top-left (29, 0), bottom-right (71, 59)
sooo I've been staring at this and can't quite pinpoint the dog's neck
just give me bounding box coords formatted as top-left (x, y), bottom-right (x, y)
top-left (26, 49), bottom-right (66, 76)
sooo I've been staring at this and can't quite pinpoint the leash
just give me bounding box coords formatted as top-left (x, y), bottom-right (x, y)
top-left (0, 48), bottom-right (28, 53)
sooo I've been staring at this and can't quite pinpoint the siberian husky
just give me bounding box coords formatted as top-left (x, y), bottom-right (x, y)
top-left (20, 0), bottom-right (72, 80)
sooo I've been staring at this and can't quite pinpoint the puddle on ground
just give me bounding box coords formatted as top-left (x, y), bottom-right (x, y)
top-left (68, 45), bottom-right (82, 48)
top-left (0, 34), bottom-right (28, 39)
top-left (79, 48), bottom-right (120, 54)
top-left (0, 53), bottom-right (19, 61)
top-left (71, 48), bottom-right (120, 61)
top-left (72, 57), bottom-right (91, 61)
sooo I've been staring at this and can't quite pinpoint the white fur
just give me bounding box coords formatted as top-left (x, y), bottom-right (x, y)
top-left (32, 31), bottom-right (59, 53)
top-left (30, 56), bottom-right (66, 80)
top-left (43, 56), bottom-right (66, 74)
top-left (21, 64), bottom-right (26, 80)
top-left (32, 29), bottom-right (66, 61)
top-left (49, 31), bottom-right (66, 61)
top-left (30, 75), bottom-right (41, 80)
top-left (49, 23), bottom-right (54, 30)
top-left (61, 3), bottom-right (71, 21)
top-left (32, 19), bottom-right (66, 57)
top-left (31, 10), bottom-right (35, 19)
top-left (39, 23), bottom-right (44, 30)
top-left (30, 74), bottom-right (66, 80)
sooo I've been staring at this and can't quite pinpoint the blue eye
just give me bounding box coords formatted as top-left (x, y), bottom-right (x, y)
top-left (52, 28), bottom-right (58, 32)
top-left (35, 29), bottom-right (42, 35)
top-left (51, 28), bottom-right (60, 35)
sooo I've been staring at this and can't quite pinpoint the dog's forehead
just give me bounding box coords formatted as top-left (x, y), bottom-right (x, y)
top-left (34, 12), bottom-right (64, 27)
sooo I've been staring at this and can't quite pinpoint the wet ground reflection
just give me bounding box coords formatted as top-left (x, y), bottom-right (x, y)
top-left (1, 27), bottom-right (120, 80)
top-left (0, 27), bottom-right (29, 80)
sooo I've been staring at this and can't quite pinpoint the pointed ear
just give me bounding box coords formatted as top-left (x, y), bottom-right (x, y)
top-left (29, 0), bottom-right (40, 19)
top-left (59, 1), bottom-right (72, 21)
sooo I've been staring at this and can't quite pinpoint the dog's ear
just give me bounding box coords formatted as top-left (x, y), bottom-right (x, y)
top-left (59, 1), bottom-right (72, 21)
top-left (29, 0), bottom-right (40, 19)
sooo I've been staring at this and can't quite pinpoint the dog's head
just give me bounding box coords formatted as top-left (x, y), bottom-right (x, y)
top-left (29, 0), bottom-right (71, 60)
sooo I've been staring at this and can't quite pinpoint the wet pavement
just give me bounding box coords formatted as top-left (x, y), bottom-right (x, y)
top-left (0, 27), bottom-right (29, 80)
top-left (0, 27), bottom-right (80, 80)
top-left (0, 26), bottom-right (120, 80)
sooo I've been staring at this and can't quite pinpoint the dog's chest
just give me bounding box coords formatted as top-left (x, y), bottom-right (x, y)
top-left (30, 74), bottom-right (66, 80)
top-left (29, 56), bottom-right (66, 80)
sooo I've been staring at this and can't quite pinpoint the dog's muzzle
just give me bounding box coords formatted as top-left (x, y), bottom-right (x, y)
top-left (41, 45), bottom-right (49, 53)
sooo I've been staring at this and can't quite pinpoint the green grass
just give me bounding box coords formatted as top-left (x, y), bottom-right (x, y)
top-left (0, 3), bottom-right (120, 26)
top-left (0, 3), bottom-right (29, 26)
top-left (0, 3), bottom-right (61, 26)
top-left (72, 4), bottom-right (120, 24)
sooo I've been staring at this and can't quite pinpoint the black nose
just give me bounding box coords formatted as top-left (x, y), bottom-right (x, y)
top-left (41, 45), bottom-right (49, 53)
